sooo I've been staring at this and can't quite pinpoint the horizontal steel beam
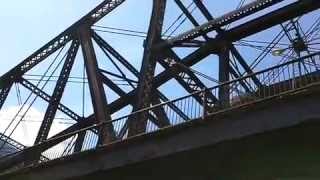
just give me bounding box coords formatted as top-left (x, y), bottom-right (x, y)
top-left (160, 0), bottom-right (284, 48)
top-left (223, 0), bottom-right (320, 42)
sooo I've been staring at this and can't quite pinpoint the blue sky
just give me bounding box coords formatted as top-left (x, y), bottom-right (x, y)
top-left (0, 0), bottom-right (103, 73)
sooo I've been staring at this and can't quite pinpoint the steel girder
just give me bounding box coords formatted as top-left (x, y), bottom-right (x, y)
top-left (218, 43), bottom-right (230, 106)
top-left (79, 27), bottom-right (116, 144)
top-left (19, 78), bottom-right (82, 121)
top-left (162, 0), bottom-right (285, 48)
top-left (222, 0), bottom-right (320, 43)
top-left (193, 0), bottom-right (213, 21)
top-left (127, 0), bottom-right (167, 136)
top-left (34, 41), bottom-right (80, 144)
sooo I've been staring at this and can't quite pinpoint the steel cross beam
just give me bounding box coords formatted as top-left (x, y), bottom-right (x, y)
top-left (51, 100), bottom-right (167, 149)
top-left (229, 67), bottom-right (252, 93)
top-left (193, 0), bottom-right (213, 21)
top-left (100, 73), bottom-right (127, 97)
top-left (0, 34), bottom-right (72, 85)
top-left (162, 0), bottom-right (284, 48)
top-left (92, 32), bottom-right (140, 76)
top-left (222, 0), bottom-right (320, 43)
top-left (175, 0), bottom-right (200, 26)
top-left (34, 40), bottom-right (80, 144)
top-left (19, 78), bottom-right (82, 122)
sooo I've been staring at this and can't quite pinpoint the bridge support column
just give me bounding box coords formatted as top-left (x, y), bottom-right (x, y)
top-left (79, 27), bottom-right (116, 145)
top-left (219, 43), bottom-right (230, 107)
top-left (128, 0), bottom-right (167, 136)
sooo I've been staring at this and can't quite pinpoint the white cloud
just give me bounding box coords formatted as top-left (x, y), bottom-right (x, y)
top-left (0, 106), bottom-right (70, 147)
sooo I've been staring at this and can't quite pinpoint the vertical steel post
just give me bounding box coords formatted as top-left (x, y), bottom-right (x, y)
top-left (74, 131), bottom-right (86, 153)
top-left (78, 26), bottom-right (116, 144)
top-left (219, 43), bottom-right (230, 107)
top-left (202, 88), bottom-right (207, 119)
top-left (128, 0), bottom-right (167, 136)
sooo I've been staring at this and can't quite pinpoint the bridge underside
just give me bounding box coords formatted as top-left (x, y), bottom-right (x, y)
top-left (2, 83), bottom-right (320, 180)
top-left (78, 122), bottom-right (320, 180)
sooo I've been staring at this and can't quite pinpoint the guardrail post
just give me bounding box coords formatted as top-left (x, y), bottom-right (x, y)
top-left (202, 88), bottom-right (207, 119)
top-left (292, 62), bottom-right (296, 90)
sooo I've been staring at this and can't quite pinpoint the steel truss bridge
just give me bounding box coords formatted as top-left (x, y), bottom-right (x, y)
top-left (0, 0), bottom-right (319, 179)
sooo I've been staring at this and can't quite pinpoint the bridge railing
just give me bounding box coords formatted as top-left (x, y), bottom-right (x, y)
top-left (1, 52), bottom-right (320, 171)
top-left (34, 51), bottom-right (320, 161)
